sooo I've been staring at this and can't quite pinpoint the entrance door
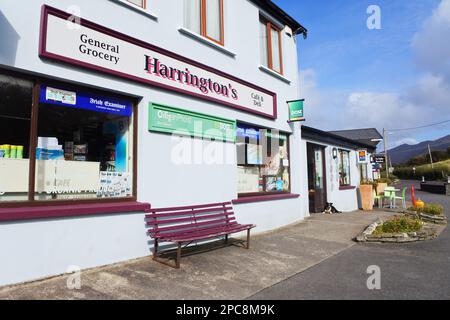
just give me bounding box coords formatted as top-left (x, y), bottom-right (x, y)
top-left (307, 143), bottom-right (327, 213)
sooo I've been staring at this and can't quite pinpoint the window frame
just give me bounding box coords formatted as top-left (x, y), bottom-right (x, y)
top-left (260, 17), bottom-right (284, 75)
top-left (236, 123), bottom-right (292, 198)
top-left (126, 0), bottom-right (146, 9)
top-left (0, 67), bottom-right (139, 208)
top-left (185, 0), bottom-right (225, 46)
top-left (338, 149), bottom-right (352, 187)
top-left (202, 0), bottom-right (225, 46)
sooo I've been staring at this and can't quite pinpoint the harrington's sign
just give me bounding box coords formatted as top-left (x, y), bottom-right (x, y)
top-left (39, 6), bottom-right (277, 119)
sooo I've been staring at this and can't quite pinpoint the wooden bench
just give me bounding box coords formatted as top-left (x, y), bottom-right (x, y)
top-left (146, 202), bottom-right (256, 269)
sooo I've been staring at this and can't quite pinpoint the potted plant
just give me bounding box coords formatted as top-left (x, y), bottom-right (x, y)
top-left (359, 180), bottom-right (374, 211)
top-left (375, 178), bottom-right (389, 197)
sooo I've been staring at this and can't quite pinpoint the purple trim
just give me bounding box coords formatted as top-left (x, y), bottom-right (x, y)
top-left (232, 193), bottom-right (300, 204)
top-left (39, 5), bottom-right (278, 120)
top-left (0, 202), bottom-right (151, 223)
top-left (339, 186), bottom-right (357, 191)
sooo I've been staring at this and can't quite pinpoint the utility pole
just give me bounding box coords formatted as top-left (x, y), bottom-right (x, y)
top-left (383, 128), bottom-right (389, 179)
top-left (428, 144), bottom-right (434, 169)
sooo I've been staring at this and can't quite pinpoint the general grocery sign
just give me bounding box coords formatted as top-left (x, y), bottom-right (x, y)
top-left (39, 6), bottom-right (277, 119)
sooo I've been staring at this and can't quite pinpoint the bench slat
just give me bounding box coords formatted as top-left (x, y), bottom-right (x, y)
top-left (151, 222), bottom-right (241, 241)
top-left (151, 217), bottom-right (236, 234)
top-left (161, 224), bottom-right (255, 243)
top-left (145, 206), bottom-right (233, 219)
top-left (146, 212), bottom-right (235, 227)
top-left (147, 202), bottom-right (231, 213)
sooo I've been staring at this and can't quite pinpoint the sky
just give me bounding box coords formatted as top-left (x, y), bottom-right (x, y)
top-left (273, 0), bottom-right (450, 150)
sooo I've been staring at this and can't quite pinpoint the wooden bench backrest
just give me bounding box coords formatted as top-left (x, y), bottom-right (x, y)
top-left (146, 202), bottom-right (236, 239)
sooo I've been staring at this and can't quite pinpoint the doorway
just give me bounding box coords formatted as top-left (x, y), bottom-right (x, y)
top-left (307, 143), bottom-right (327, 213)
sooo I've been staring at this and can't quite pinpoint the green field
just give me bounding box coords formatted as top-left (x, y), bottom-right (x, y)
top-left (417, 159), bottom-right (450, 170)
top-left (394, 159), bottom-right (450, 181)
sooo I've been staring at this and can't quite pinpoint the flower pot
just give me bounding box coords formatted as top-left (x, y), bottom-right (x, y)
top-left (376, 183), bottom-right (387, 196)
top-left (359, 184), bottom-right (374, 211)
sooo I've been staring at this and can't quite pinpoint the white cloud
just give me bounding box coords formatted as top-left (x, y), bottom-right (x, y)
top-left (393, 138), bottom-right (419, 147)
top-left (300, 0), bottom-right (450, 148)
top-left (412, 0), bottom-right (450, 78)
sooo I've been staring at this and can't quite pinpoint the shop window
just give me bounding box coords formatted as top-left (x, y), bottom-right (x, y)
top-left (237, 124), bottom-right (290, 196)
top-left (184, 0), bottom-right (224, 45)
top-left (126, 0), bottom-right (146, 8)
top-left (339, 150), bottom-right (351, 186)
top-left (260, 17), bottom-right (283, 74)
top-left (34, 86), bottom-right (134, 201)
top-left (0, 70), bottom-right (136, 205)
top-left (0, 74), bottom-right (33, 202)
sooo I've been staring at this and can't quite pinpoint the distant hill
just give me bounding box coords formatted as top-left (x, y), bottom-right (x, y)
top-left (389, 134), bottom-right (450, 164)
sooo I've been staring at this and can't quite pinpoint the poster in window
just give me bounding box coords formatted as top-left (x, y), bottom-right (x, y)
top-left (264, 175), bottom-right (278, 192)
top-left (237, 166), bottom-right (260, 193)
top-left (247, 144), bottom-right (262, 165)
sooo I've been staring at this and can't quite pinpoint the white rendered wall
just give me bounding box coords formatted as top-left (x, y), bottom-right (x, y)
top-left (0, 213), bottom-right (149, 287)
top-left (0, 0), bottom-right (307, 286)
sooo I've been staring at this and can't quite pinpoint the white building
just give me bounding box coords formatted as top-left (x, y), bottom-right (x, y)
top-left (0, 0), bottom-right (309, 286)
top-left (0, 0), bottom-right (383, 287)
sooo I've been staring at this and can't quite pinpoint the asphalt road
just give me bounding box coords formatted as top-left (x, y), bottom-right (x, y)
top-left (249, 180), bottom-right (450, 300)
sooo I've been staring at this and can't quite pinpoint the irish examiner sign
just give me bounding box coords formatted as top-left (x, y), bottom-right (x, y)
top-left (39, 6), bottom-right (277, 119)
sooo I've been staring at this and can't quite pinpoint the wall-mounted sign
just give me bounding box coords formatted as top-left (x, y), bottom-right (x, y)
top-left (40, 86), bottom-right (133, 117)
top-left (287, 99), bottom-right (305, 122)
top-left (236, 126), bottom-right (260, 140)
top-left (371, 155), bottom-right (386, 164)
top-left (358, 150), bottom-right (368, 163)
top-left (148, 103), bottom-right (236, 142)
top-left (39, 6), bottom-right (277, 119)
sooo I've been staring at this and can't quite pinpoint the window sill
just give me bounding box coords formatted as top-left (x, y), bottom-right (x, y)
top-left (109, 0), bottom-right (158, 20)
top-left (232, 193), bottom-right (300, 204)
top-left (0, 201), bottom-right (151, 223)
top-left (178, 28), bottom-right (237, 58)
top-left (339, 186), bottom-right (356, 191)
top-left (259, 65), bottom-right (291, 84)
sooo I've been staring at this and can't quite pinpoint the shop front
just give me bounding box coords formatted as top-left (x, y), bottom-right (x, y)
top-left (0, 3), bottom-right (307, 286)
top-left (302, 126), bottom-right (377, 213)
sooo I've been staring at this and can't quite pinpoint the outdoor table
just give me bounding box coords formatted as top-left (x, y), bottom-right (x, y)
top-left (384, 187), bottom-right (400, 208)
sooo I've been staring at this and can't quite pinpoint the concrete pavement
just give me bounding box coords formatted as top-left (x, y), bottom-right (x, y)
top-left (0, 210), bottom-right (395, 300)
top-left (250, 180), bottom-right (450, 300)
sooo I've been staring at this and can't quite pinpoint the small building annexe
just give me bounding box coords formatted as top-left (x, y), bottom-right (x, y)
top-left (301, 126), bottom-right (379, 213)
top-left (0, 0), bottom-right (378, 287)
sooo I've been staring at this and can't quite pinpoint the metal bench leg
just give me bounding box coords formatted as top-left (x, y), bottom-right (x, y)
top-left (176, 242), bottom-right (182, 269)
top-left (246, 229), bottom-right (251, 249)
top-left (153, 239), bottom-right (159, 260)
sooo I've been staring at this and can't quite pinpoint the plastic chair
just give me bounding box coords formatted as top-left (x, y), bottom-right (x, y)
top-left (394, 187), bottom-right (407, 209)
top-left (383, 187), bottom-right (396, 208)
top-left (373, 190), bottom-right (384, 208)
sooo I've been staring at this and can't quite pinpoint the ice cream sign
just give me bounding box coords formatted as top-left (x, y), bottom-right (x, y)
top-left (358, 150), bottom-right (368, 163)
top-left (39, 5), bottom-right (277, 119)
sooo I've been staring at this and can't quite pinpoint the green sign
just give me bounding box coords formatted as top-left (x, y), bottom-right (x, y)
top-left (288, 99), bottom-right (305, 122)
top-left (148, 103), bottom-right (236, 142)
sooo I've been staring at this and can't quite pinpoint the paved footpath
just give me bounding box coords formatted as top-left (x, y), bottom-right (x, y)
top-left (0, 209), bottom-right (395, 300)
top-left (250, 180), bottom-right (450, 300)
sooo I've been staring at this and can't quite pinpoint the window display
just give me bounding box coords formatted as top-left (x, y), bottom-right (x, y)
top-left (0, 74), bottom-right (32, 202)
top-left (35, 86), bottom-right (134, 200)
top-left (237, 124), bottom-right (290, 196)
top-left (0, 70), bottom-right (136, 204)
